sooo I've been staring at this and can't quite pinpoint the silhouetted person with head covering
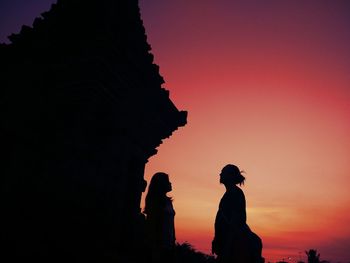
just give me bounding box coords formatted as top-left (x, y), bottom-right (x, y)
top-left (212, 164), bottom-right (264, 263)
top-left (144, 172), bottom-right (175, 263)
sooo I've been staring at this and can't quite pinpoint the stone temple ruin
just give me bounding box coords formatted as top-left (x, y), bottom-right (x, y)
top-left (1, 0), bottom-right (186, 261)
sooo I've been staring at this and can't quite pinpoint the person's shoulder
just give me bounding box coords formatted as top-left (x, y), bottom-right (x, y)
top-left (231, 186), bottom-right (245, 197)
top-left (236, 185), bottom-right (244, 192)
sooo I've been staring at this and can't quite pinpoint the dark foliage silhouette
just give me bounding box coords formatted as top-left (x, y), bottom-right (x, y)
top-left (175, 242), bottom-right (216, 263)
top-left (306, 249), bottom-right (320, 263)
top-left (212, 164), bottom-right (264, 263)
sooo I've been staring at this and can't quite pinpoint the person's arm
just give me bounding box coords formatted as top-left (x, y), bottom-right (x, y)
top-left (212, 196), bottom-right (229, 255)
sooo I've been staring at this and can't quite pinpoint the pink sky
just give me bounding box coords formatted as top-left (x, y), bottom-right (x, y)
top-left (139, 1), bottom-right (350, 262)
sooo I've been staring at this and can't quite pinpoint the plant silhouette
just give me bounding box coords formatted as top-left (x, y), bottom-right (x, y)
top-left (306, 249), bottom-right (320, 263)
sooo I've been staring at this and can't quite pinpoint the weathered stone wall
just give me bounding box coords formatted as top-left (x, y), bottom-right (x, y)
top-left (1, 0), bottom-right (186, 261)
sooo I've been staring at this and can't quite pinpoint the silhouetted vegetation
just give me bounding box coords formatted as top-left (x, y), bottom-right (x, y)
top-left (175, 242), bottom-right (216, 263)
top-left (306, 249), bottom-right (320, 263)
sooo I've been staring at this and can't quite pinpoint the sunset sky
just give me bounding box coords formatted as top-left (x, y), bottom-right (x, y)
top-left (1, 1), bottom-right (350, 262)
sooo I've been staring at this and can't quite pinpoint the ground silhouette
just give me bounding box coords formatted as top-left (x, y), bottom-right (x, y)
top-left (175, 242), bottom-right (216, 263)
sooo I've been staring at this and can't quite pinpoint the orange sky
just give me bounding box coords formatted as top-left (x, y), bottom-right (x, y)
top-left (139, 1), bottom-right (350, 262)
top-left (1, 1), bottom-right (349, 262)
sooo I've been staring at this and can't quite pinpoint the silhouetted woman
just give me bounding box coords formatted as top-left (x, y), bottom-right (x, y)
top-left (212, 164), bottom-right (263, 263)
top-left (144, 172), bottom-right (175, 263)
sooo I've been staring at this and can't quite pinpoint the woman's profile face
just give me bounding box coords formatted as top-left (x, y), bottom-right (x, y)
top-left (219, 168), bottom-right (228, 184)
top-left (219, 170), bottom-right (224, 184)
top-left (158, 174), bottom-right (172, 193)
top-left (165, 178), bottom-right (172, 193)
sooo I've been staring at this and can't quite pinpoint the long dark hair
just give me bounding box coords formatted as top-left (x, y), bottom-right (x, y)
top-left (144, 172), bottom-right (172, 216)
